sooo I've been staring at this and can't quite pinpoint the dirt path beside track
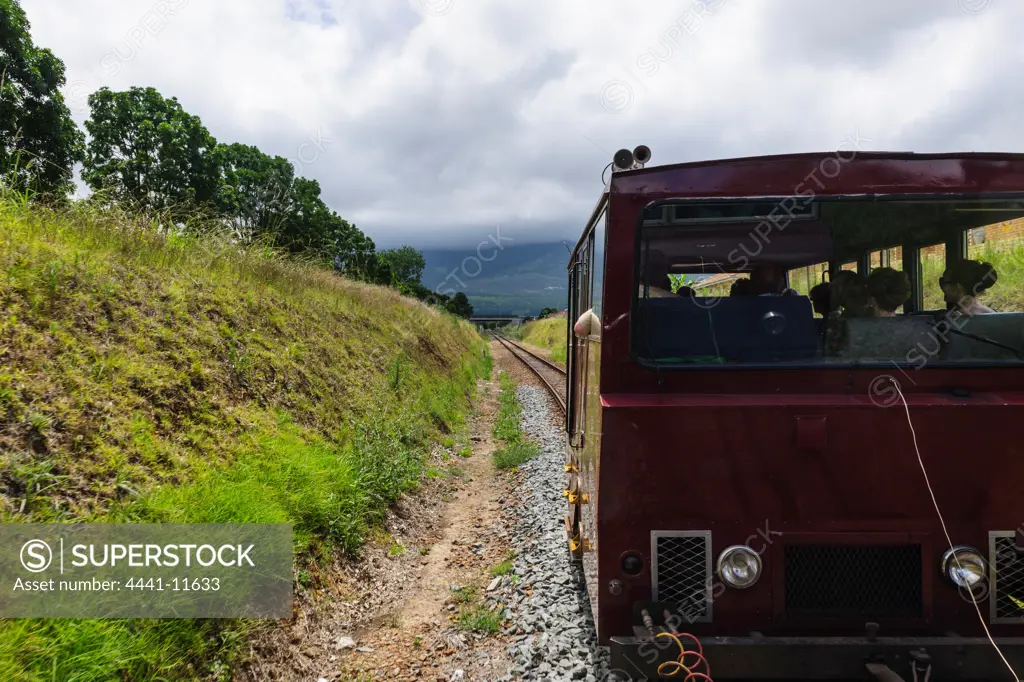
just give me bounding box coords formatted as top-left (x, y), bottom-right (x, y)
top-left (236, 366), bottom-right (516, 682)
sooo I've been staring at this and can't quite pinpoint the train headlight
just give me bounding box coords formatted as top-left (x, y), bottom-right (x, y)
top-left (942, 546), bottom-right (987, 589)
top-left (717, 545), bottom-right (762, 589)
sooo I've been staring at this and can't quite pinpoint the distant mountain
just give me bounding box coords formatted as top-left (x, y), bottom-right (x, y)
top-left (421, 242), bottom-right (570, 316)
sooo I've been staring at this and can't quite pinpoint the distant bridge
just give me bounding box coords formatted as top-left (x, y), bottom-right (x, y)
top-left (470, 315), bottom-right (527, 328)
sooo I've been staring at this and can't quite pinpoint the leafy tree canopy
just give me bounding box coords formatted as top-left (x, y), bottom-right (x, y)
top-left (280, 177), bottom-right (374, 269)
top-left (83, 87), bottom-right (221, 212)
top-left (0, 0), bottom-right (84, 197)
top-left (69, 82), bottom-right (381, 290)
top-left (216, 142), bottom-right (295, 242)
top-left (214, 142), bottom-right (375, 272)
top-left (377, 245), bottom-right (425, 287)
top-left (445, 292), bottom-right (473, 319)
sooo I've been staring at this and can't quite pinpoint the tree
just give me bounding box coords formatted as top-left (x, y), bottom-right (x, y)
top-left (216, 143), bottom-right (295, 242)
top-left (216, 148), bottom-right (378, 269)
top-left (445, 292), bottom-right (473, 319)
top-left (277, 176), bottom-right (375, 269)
top-left (331, 222), bottom-right (376, 276)
top-left (348, 251), bottom-right (393, 286)
top-left (78, 86), bottom-right (382, 279)
top-left (539, 307), bottom-right (558, 318)
top-left (0, 0), bottom-right (84, 197)
top-left (83, 87), bottom-right (221, 212)
top-left (377, 246), bottom-right (425, 287)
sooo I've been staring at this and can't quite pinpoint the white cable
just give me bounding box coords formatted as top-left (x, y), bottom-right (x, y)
top-left (891, 379), bottom-right (1020, 682)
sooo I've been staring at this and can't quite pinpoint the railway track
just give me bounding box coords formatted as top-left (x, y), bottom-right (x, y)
top-left (491, 334), bottom-right (566, 413)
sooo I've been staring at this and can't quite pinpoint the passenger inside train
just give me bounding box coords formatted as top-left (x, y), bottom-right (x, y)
top-left (809, 281), bottom-right (831, 317)
top-left (941, 258), bottom-right (998, 316)
top-left (632, 197), bottom-right (1023, 366)
top-left (831, 270), bottom-right (872, 319)
top-left (730, 278), bottom-right (755, 296)
top-left (750, 264), bottom-right (787, 296)
top-left (868, 267), bottom-right (912, 318)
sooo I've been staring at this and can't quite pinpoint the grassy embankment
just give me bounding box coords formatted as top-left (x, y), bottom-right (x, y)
top-left (0, 195), bottom-right (489, 681)
top-left (491, 372), bottom-right (538, 470)
top-left (511, 318), bottom-right (567, 364)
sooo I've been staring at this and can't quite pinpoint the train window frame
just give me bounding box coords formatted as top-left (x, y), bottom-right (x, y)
top-left (629, 192), bottom-right (1024, 372)
top-left (574, 236), bottom-right (591, 440)
top-left (567, 201), bottom-right (606, 439)
top-left (566, 262), bottom-right (578, 435)
top-left (591, 209), bottom-right (608, 321)
top-left (640, 200), bottom-right (819, 225)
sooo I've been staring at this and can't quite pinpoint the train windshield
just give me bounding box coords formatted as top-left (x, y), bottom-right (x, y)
top-left (633, 197), bottom-right (1024, 368)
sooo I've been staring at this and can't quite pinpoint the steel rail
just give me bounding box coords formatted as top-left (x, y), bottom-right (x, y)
top-left (492, 334), bottom-right (566, 413)
top-left (499, 336), bottom-right (566, 376)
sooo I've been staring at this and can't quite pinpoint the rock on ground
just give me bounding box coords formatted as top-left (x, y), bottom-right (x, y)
top-left (491, 385), bottom-right (614, 682)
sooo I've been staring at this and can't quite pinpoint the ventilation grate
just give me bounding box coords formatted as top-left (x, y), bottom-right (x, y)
top-left (652, 532), bottom-right (711, 623)
top-left (784, 544), bottom-right (922, 619)
top-left (992, 535), bottom-right (1024, 623)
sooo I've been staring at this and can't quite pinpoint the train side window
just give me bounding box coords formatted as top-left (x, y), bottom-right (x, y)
top-left (575, 240), bottom-right (591, 434)
top-left (919, 243), bottom-right (946, 310)
top-left (634, 196), bottom-right (1024, 368)
top-left (967, 220), bottom-right (1024, 312)
top-left (592, 213), bottom-right (607, 321)
top-left (566, 232), bottom-right (593, 440)
top-left (869, 248), bottom-right (902, 272)
top-left (788, 262), bottom-right (828, 297)
top-left (565, 261), bottom-right (579, 435)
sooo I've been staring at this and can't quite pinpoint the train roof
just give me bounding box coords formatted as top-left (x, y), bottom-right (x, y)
top-left (611, 150), bottom-right (1024, 178)
top-left (571, 150), bottom-right (1024, 265)
top-left (606, 149), bottom-right (1024, 201)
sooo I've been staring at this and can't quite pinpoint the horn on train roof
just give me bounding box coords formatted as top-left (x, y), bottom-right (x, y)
top-left (633, 145), bottom-right (651, 167)
top-left (612, 146), bottom-right (652, 172)
top-left (613, 148), bottom-right (634, 171)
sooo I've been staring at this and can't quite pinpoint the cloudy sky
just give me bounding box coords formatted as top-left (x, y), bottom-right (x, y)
top-left (22, 0), bottom-right (1024, 248)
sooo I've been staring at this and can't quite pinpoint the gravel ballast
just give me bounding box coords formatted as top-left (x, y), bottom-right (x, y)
top-left (490, 385), bottom-right (616, 682)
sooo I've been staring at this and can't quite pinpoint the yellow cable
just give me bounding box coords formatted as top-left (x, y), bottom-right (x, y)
top-left (656, 631), bottom-right (687, 659)
top-left (657, 660), bottom-right (691, 677)
top-left (655, 632), bottom-right (690, 677)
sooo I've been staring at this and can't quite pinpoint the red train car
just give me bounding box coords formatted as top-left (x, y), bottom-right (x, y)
top-left (564, 148), bottom-right (1024, 680)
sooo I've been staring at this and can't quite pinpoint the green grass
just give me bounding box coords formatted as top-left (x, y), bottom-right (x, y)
top-left (490, 372), bottom-right (539, 470)
top-left (489, 559), bottom-right (514, 577)
top-left (519, 318), bottom-right (567, 364)
top-left (492, 372), bottom-right (525, 444)
top-left (0, 619), bottom-right (246, 682)
top-left (500, 323), bottom-right (524, 340)
top-left (140, 412), bottom-right (431, 556)
top-left (450, 585), bottom-right (476, 604)
top-left (0, 191), bottom-right (490, 681)
top-left (449, 581), bottom-right (502, 635)
top-left (456, 604), bottom-right (502, 634)
top-left (493, 441), bottom-right (541, 470)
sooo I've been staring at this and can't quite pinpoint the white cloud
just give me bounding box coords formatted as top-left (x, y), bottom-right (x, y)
top-left (23, 0), bottom-right (1024, 248)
